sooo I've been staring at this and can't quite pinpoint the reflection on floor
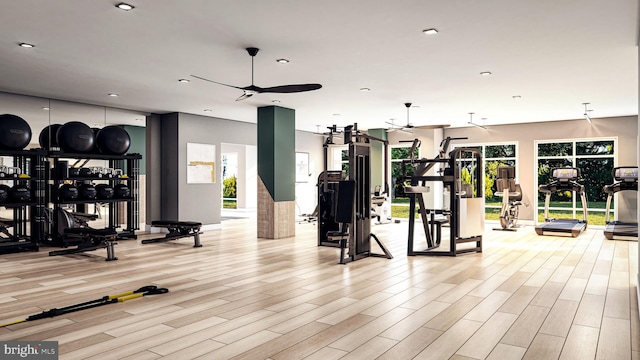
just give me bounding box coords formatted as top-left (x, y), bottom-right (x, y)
top-left (0, 219), bottom-right (637, 359)
top-left (221, 208), bottom-right (255, 221)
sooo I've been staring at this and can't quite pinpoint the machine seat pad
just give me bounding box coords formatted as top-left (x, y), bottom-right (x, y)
top-left (152, 220), bottom-right (202, 228)
top-left (64, 228), bottom-right (117, 236)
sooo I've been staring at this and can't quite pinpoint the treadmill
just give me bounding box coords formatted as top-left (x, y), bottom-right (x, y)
top-left (603, 166), bottom-right (638, 241)
top-left (535, 167), bottom-right (588, 237)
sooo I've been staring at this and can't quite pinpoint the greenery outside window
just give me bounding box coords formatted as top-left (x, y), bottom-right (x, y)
top-left (454, 143), bottom-right (518, 220)
top-left (390, 145), bottom-right (419, 218)
top-left (536, 139), bottom-right (615, 226)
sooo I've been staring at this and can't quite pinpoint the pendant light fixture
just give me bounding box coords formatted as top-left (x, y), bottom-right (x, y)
top-left (467, 112), bottom-right (487, 129)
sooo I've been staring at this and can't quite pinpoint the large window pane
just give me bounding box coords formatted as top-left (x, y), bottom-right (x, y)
top-left (391, 146), bottom-right (418, 160)
top-left (390, 146), bottom-right (421, 219)
top-left (576, 157), bottom-right (614, 203)
top-left (576, 141), bottom-right (614, 155)
top-left (537, 158), bottom-right (573, 203)
top-left (536, 138), bottom-right (616, 226)
top-left (538, 142), bottom-right (572, 156)
top-left (486, 144), bottom-right (515, 158)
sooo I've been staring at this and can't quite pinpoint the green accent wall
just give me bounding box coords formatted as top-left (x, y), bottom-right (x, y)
top-left (257, 106), bottom-right (295, 201)
top-left (368, 128), bottom-right (387, 192)
top-left (124, 125), bottom-right (146, 175)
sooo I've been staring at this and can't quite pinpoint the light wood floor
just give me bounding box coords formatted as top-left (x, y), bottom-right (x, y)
top-left (0, 218), bottom-right (638, 360)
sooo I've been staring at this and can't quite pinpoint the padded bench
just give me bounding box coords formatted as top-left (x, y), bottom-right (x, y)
top-left (142, 220), bottom-right (202, 247)
top-left (49, 228), bottom-right (119, 261)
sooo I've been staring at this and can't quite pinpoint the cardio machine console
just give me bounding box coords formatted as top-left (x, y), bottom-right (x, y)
top-left (613, 167), bottom-right (638, 182)
top-left (551, 168), bottom-right (579, 182)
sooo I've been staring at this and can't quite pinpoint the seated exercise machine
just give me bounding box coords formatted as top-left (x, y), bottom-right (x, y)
top-left (47, 208), bottom-right (119, 261)
top-left (536, 167), bottom-right (588, 237)
top-left (142, 220), bottom-right (203, 247)
top-left (493, 166), bottom-right (525, 231)
top-left (402, 137), bottom-right (484, 256)
top-left (603, 166), bottom-right (638, 241)
top-left (317, 124), bottom-right (393, 264)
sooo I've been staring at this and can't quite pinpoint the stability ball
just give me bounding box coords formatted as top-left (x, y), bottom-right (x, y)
top-left (38, 124), bottom-right (63, 149)
top-left (0, 114), bottom-right (32, 150)
top-left (57, 121), bottom-right (95, 153)
top-left (96, 126), bottom-right (131, 155)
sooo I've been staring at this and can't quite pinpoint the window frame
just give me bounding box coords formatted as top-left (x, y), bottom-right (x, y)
top-left (534, 137), bottom-right (618, 225)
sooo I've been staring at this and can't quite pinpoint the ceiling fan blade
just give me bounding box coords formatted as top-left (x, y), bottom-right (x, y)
top-left (257, 84), bottom-right (322, 93)
top-left (413, 124), bottom-right (451, 130)
top-left (235, 91), bottom-right (255, 101)
top-left (191, 75), bottom-right (243, 89)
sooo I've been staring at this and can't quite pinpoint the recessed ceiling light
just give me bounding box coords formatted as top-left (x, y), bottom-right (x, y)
top-left (422, 28), bottom-right (439, 35)
top-left (116, 3), bottom-right (135, 11)
top-left (178, 79), bottom-right (190, 83)
top-left (480, 71), bottom-right (492, 76)
top-left (276, 59), bottom-right (290, 64)
top-left (42, 107), bottom-right (50, 111)
top-left (333, 113), bottom-right (340, 116)
top-left (272, 100), bottom-right (281, 103)
top-left (108, 93), bottom-right (119, 97)
top-left (360, 88), bottom-right (371, 92)
top-left (19, 43), bottom-right (35, 48)
top-left (512, 95), bottom-right (521, 99)
top-left (204, 109), bottom-right (213, 112)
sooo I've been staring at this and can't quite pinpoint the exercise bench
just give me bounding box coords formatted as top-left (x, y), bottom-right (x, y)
top-left (49, 227), bottom-right (119, 261)
top-left (142, 220), bottom-right (202, 247)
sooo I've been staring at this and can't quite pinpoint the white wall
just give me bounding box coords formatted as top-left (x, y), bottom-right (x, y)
top-left (246, 145), bottom-right (257, 209)
top-left (295, 130), bottom-right (325, 215)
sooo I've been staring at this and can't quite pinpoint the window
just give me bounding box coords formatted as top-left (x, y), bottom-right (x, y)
top-left (389, 145), bottom-right (419, 218)
top-left (330, 146), bottom-right (349, 177)
top-left (454, 143), bottom-right (518, 220)
top-left (535, 139), bottom-right (615, 226)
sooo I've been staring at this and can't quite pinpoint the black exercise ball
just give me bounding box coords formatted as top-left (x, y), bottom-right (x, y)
top-left (96, 125), bottom-right (130, 155)
top-left (96, 184), bottom-right (114, 199)
top-left (59, 184), bottom-right (79, 200)
top-left (78, 183), bottom-right (97, 200)
top-left (10, 184), bottom-right (30, 202)
top-left (56, 121), bottom-right (95, 153)
top-left (38, 124), bottom-right (62, 149)
top-left (114, 183), bottom-right (130, 199)
top-left (0, 114), bottom-right (32, 150)
top-left (0, 184), bottom-right (10, 203)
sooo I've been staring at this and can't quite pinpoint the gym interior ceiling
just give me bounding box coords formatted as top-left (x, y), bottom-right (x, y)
top-left (0, 0), bottom-right (636, 133)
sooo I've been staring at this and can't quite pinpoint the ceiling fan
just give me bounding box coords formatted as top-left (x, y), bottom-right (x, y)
top-left (386, 103), bottom-right (450, 132)
top-left (191, 47), bottom-right (322, 101)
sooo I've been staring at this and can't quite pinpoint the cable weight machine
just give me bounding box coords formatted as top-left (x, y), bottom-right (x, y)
top-left (317, 124), bottom-right (392, 264)
top-left (402, 137), bottom-right (484, 256)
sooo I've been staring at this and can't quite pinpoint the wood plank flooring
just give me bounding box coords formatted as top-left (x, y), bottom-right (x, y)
top-left (0, 218), bottom-right (638, 359)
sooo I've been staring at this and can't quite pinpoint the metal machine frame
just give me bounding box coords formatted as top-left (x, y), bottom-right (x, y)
top-left (317, 124), bottom-right (393, 264)
top-left (402, 137), bottom-right (484, 256)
